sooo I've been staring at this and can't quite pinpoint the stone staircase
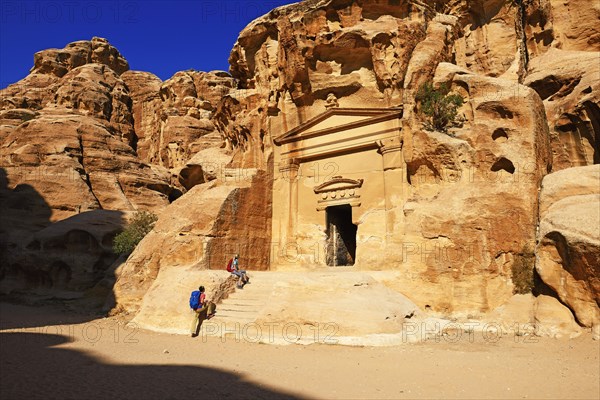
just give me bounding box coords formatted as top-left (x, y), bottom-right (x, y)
top-left (211, 272), bottom-right (279, 326)
top-left (200, 270), bottom-right (347, 341)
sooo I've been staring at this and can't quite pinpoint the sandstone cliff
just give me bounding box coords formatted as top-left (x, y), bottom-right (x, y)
top-left (222, 0), bottom-right (598, 171)
top-left (118, 0), bottom-right (597, 333)
top-left (0, 38), bottom-right (179, 296)
top-left (1, 1), bottom-right (598, 338)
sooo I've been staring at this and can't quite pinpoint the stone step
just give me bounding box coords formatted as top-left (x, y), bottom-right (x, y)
top-left (228, 293), bottom-right (270, 298)
top-left (216, 309), bottom-right (258, 316)
top-left (218, 304), bottom-right (263, 311)
top-left (218, 300), bottom-right (265, 307)
top-left (207, 275), bottom-right (280, 330)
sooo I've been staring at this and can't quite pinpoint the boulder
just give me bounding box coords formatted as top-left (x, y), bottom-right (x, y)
top-left (177, 146), bottom-right (232, 190)
top-left (486, 293), bottom-right (583, 338)
top-left (535, 165), bottom-right (600, 328)
top-left (130, 269), bottom-right (236, 334)
top-left (534, 295), bottom-right (583, 339)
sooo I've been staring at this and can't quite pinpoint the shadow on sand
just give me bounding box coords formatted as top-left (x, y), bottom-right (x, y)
top-left (0, 332), bottom-right (300, 399)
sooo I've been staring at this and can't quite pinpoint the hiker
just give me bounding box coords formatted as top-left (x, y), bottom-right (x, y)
top-left (227, 254), bottom-right (249, 289)
top-left (189, 285), bottom-right (215, 337)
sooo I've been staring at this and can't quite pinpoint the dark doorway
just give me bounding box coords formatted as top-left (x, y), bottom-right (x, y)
top-left (326, 205), bottom-right (357, 266)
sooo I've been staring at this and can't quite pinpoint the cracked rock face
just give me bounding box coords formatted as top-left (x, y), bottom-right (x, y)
top-left (122, 69), bottom-right (236, 172)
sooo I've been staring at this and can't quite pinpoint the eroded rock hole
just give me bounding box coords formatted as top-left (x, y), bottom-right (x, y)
top-left (65, 229), bottom-right (99, 252)
top-left (178, 164), bottom-right (205, 191)
top-left (406, 159), bottom-right (441, 185)
top-left (491, 157), bottom-right (515, 174)
top-left (492, 128), bottom-right (509, 141)
top-left (168, 189), bottom-right (183, 203)
top-left (326, 8), bottom-right (340, 23)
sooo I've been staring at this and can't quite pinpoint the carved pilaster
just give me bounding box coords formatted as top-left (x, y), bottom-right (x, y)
top-left (377, 136), bottom-right (406, 244)
top-left (279, 159), bottom-right (300, 243)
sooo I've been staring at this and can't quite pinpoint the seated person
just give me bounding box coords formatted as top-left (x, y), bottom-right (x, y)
top-left (227, 254), bottom-right (249, 288)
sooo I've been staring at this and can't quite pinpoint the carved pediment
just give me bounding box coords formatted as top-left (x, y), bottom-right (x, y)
top-left (314, 176), bottom-right (363, 210)
top-left (314, 176), bottom-right (364, 194)
top-left (274, 107), bottom-right (403, 146)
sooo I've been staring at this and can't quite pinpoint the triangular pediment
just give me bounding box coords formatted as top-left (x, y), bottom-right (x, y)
top-left (274, 107), bottom-right (402, 145)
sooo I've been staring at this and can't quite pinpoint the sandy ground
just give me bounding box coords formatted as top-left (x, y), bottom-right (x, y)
top-left (0, 302), bottom-right (599, 400)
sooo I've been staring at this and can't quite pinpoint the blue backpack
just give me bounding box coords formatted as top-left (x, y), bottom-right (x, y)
top-left (189, 290), bottom-right (201, 310)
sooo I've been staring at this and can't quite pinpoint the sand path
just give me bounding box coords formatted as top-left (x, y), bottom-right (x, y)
top-left (1, 302), bottom-right (598, 399)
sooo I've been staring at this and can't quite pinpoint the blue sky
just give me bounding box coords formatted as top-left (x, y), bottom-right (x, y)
top-left (0, 0), bottom-right (296, 87)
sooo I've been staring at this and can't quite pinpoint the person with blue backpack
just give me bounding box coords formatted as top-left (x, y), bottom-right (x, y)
top-left (189, 285), bottom-right (215, 337)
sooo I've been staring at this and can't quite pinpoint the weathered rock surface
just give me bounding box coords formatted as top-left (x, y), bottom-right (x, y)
top-left (256, 273), bottom-right (420, 338)
top-left (130, 270), bottom-right (236, 333)
top-left (535, 165), bottom-right (600, 328)
top-left (486, 293), bottom-right (582, 339)
top-left (0, 38), bottom-right (177, 295)
top-left (524, 0), bottom-right (600, 56)
top-left (122, 70), bottom-right (236, 174)
top-left (0, 209), bottom-right (125, 295)
top-left (177, 146), bottom-right (232, 190)
top-left (361, 63), bottom-right (550, 315)
top-left (31, 37), bottom-right (129, 78)
top-left (533, 294), bottom-right (583, 338)
top-left (525, 49), bottom-right (599, 171)
top-left (111, 169), bottom-right (272, 314)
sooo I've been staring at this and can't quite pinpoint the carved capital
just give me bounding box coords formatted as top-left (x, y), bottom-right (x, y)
top-left (377, 137), bottom-right (404, 171)
top-left (376, 137), bottom-right (403, 154)
top-left (278, 159), bottom-right (300, 181)
top-left (278, 159), bottom-right (300, 173)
